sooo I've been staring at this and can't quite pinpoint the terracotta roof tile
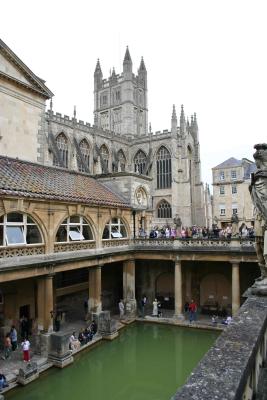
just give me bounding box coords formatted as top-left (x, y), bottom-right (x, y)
top-left (0, 156), bottom-right (130, 209)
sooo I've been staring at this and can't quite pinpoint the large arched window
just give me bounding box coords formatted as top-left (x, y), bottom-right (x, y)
top-left (100, 144), bottom-right (109, 172)
top-left (156, 146), bottom-right (172, 189)
top-left (78, 139), bottom-right (90, 172)
top-left (102, 218), bottom-right (127, 239)
top-left (53, 133), bottom-right (68, 168)
top-left (118, 150), bottom-right (126, 172)
top-left (134, 150), bottom-right (146, 174)
top-left (157, 200), bottom-right (172, 219)
top-left (0, 213), bottom-right (42, 246)
top-left (55, 216), bottom-right (94, 242)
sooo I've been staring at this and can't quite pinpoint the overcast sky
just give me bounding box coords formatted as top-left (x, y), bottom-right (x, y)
top-left (1, 0), bottom-right (266, 186)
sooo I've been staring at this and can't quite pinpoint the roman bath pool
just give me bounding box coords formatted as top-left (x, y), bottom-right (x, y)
top-left (6, 323), bottom-right (219, 400)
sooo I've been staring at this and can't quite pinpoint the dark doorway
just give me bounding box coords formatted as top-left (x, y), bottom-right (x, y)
top-left (19, 304), bottom-right (30, 319)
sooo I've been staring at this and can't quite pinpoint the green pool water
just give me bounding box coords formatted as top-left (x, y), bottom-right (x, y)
top-left (7, 323), bottom-right (219, 400)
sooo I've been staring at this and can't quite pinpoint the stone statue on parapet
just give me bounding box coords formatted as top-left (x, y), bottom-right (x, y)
top-left (249, 143), bottom-right (267, 291)
top-left (231, 213), bottom-right (239, 236)
top-left (174, 215), bottom-right (182, 229)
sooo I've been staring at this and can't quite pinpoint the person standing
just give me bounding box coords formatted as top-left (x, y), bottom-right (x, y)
top-left (10, 326), bottom-right (17, 351)
top-left (152, 299), bottom-right (158, 317)
top-left (21, 338), bottom-right (30, 362)
top-left (2, 334), bottom-right (11, 360)
top-left (118, 300), bottom-right (125, 320)
top-left (141, 295), bottom-right (147, 318)
top-left (188, 299), bottom-right (197, 323)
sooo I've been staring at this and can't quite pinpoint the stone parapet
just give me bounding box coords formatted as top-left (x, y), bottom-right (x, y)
top-left (172, 294), bottom-right (267, 400)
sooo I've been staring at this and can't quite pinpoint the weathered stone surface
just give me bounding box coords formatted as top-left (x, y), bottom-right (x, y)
top-left (98, 311), bottom-right (118, 339)
top-left (17, 362), bottom-right (39, 386)
top-left (48, 331), bottom-right (73, 368)
top-left (172, 295), bottom-right (267, 400)
top-left (256, 368), bottom-right (267, 400)
top-left (250, 143), bottom-right (267, 286)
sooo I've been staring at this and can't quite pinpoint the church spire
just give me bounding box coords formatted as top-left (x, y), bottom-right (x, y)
top-left (94, 59), bottom-right (102, 75)
top-left (123, 46), bottom-right (132, 76)
top-left (180, 105), bottom-right (186, 136)
top-left (138, 56), bottom-right (147, 88)
top-left (138, 56), bottom-right (146, 72)
top-left (171, 104), bottom-right (177, 136)
top-left (94, 59), bottom-right (103, 90)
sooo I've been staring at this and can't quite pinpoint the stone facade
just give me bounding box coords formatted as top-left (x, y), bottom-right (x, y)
top-left (0, 39), bottom-right (207, 230)
top-left (212, 157), bottom-right (256, 228)
top-left (0, 39), bottom-right (52, 163)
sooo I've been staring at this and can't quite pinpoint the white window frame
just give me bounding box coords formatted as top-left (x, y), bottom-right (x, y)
top-left (231, 170), bottom-right (237, 180)
top-left (56, 216), bottom-right (93, 243)
top-left (219, 205), bottom-right (226, 216)
top-left (232, 185), bottom-right (237, 194)
top-left (0, 213), bottom-right (43, 247)
top-left (219, 186), bottom-right (225, 195)
top-left (219, 171), bottom-right (225, 181)
top-left (232, 204), bottom-right (238, 215)
top-left (102, 218), bottom-right (127, 240)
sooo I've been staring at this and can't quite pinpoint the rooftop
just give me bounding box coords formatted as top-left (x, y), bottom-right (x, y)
top-left (0, 156), bottom-right (130, 208)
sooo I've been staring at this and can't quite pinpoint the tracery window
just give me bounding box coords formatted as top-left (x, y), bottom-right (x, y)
top-left (118, 150), bottom-right (126, 172)
top-left (0, 213), bottom-right (42, 246)
top-left (156, 146), bottom-right (172, 189)
top-left (55, 216), bottom-right (93, 243)
top-left (157, 200), bottom-right (172, 219)
top-left (102, 218), bottom-right (127, 239)
top-left (78, 139), bottom-right (90, 172)
top-left (100, 144), bottom-right (109, 172)
top-left (134, 150), bottom-right (146, 174)
top-left (53, 133), bottom-right (68, 168)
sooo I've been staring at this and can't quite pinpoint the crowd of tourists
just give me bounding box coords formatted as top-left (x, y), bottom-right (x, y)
top-left (139, 224), bottom-right (255, 240)
top-left (1, 318), bottom-right (32, 366)
top-left (69, 320), bottom-right (98, 351)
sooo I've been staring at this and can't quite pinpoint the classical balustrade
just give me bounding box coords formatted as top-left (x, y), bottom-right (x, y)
top-left (134, 237), bottom-right (255, 249)
top-left (172, 294), bottom-right (267, 400)
top-left (54, 241), bottom-right (96, 253)
top-left (0, 237), bottom-right (255, 259)
top-left (102, 239), bottom-right (130, 247)
top-left (0, 244), bottom-right (45, 258)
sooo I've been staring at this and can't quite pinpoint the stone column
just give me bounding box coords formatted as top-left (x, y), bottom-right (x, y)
top-left (44, 274), bottom-right (54, 332)
top-left (174, 260), bottom-right (184, 319)
top-left (231, 262), bottom-right (240, 316)
top-left (88, 266), bottom-right (102, 314)
top-left (123, 259), bottom-right (137, 317)
top-left (37, 277), bottom-right (45, 331)
top-left (185, 269), bottom-right (192, 302)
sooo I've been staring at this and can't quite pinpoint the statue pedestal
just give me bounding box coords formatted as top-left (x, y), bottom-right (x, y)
top-left (250, 278), bottom-right (267, 296)
top-left (17, 362), bottom-right (39, 385)
top-left (98, 311), bottom-right (118, 340)
top-left (48, 332), bottom-right (73, 368)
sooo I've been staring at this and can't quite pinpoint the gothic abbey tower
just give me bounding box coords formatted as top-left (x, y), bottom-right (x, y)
top-left (0, 40), bottom-right (207, 230)
top-left (94, 47), bottom-right (148, 137)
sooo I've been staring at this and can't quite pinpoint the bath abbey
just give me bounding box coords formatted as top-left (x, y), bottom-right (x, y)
top-left (0, 37), bottom-right (266, 399)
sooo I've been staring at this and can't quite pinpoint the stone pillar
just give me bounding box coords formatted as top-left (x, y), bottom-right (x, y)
top-left (44, 274), bottom-right (54, 333)
top-left (123, 259), bottom-right (137, 317)
top-left (174, 260), bottom-right (184, 319)
top-left (185, 269), bottom-right (192, 302)
top-left (88, 266), bottom-right (102, 314)
top-left (37, 278), bottom-right (45, 331)
top-left (231, 262), bottom-right (240, 316)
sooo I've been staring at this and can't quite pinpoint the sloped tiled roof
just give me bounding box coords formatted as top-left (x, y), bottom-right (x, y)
top-left (213, 157), bottom-right (242, 169)
top-left (0, 156), bottom-right (130, 208)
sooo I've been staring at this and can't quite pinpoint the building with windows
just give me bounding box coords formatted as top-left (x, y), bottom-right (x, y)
top-left (212, 157), bottom-right (256, 228)
top-left (0, 39), bottom-right (207, 231)
top-left (0, 39), bottom-right (260, 389)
